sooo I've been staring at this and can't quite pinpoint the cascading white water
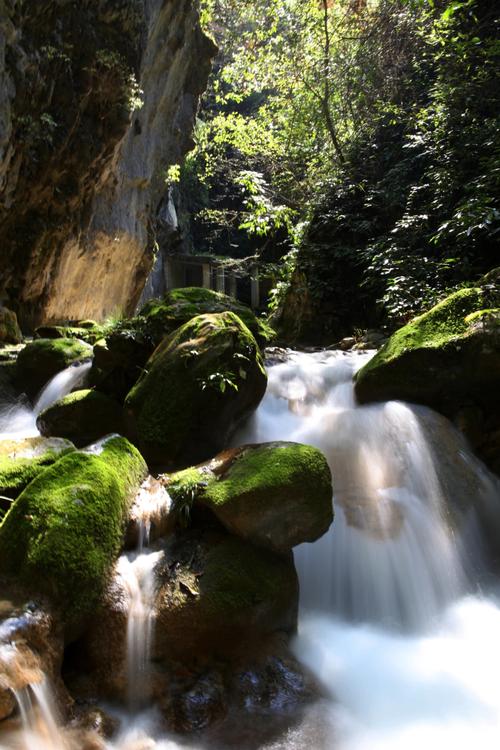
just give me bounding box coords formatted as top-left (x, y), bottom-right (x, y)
top-left (236, 350), bottom-right (497, 626)
top-left (13, 680), bottom-right (66, 750)
top-left (2, 348), bottom-right (500, 750)
top-left (0, 361), bottom-right (92, 440)
top-left (117, 527), bottom-right (163, 712)
top-left (236, 349), bottom-right (500, 750)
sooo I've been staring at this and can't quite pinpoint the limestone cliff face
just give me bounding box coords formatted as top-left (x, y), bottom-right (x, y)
top-left (0, 0), bottom-right (216, 327)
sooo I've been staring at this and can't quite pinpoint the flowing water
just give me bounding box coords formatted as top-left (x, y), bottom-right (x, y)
top-left (237, 349), bottom-right (500, 750)
top-left (117, 522), bottom-right (164, 712)
top-left (2, 349), bottom-right (500, 749)
top-left (0, 361), bottom-right (92, 439)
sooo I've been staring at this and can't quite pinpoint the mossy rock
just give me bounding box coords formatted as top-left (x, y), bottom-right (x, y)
top-left (35, 323), bottom-right (104, 345)
top-left (0, 307), bottom-right (22, 345)
top-left (125, 312), bottom-right (267, 468)
top-left (139, 288), bottom-right (275, 347)
top-left (16, 338), bottom-right (93, 400)
top-left (154, 529), bottom-right (298, 662)
top-left (166, 442), bottom-right (333, 554)
top-left (355, 288), bottom-right (500, 415)
top-left (0, 436), bottom-right (76, 502)
top-left (89, 329), bottom-right (153, 403)
top-left (37, 389), bottom-right (124, 448)
top-left (0, 361), bottom-right (17, 401)
top-left (90, 289), bottom-right (274, 403)
top-left (0, 437), bottom-right (147, 622)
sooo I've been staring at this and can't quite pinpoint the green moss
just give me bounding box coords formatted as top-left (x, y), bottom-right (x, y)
top-left (166, 443), bottom-right (333, 552)
top-left (35, 324), bottom-right (105, 344)
top-left (37, 389), bottom-right (124, 447)
top-left (0, 308), bottom-right (22, 345)
top-left (205, 443), bottom-right (327, 507)
top-left (137, 287), bottom-right (275, 346)
top-left (125, 312), bottom-right (267, 466)
top-left (357, 287), bottom-right (484, 379)
top-left (0, 437), bottom-right (76, 498)
top-left (0, 437), bottom-right (147, 620)
top-left (200, 536), bottom-right (297, 616)
top-left (464, 308), bottom-right (500, 325)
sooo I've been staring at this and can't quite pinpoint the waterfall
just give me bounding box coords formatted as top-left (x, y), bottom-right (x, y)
top-left (13, 680), bottom-right (66, 750)
top-left (236, 349), bottom-right (500, 750)
top-left (32, 362), bottom-right (91, 417)
top-left (236, 350), bottom-right (497, 627)
top-left (0, 361), bottom-right (91, 440)
top-left (117, 529), bottom-right (163, 711)
top-left (116, 479), bottom-right (170, 711)
top-left (2, 348), bottom-right (500, 750)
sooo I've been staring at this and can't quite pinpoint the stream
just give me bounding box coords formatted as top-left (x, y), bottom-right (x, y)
top-left (1, 350), bottom-right (500, 749)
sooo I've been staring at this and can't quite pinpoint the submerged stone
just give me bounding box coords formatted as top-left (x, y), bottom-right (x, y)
top-left (0, 436), bottom-right (76, 501)
top-left (125, 312), bottom-right (267, 468)
top-left (37, 389), bottom-right (124, 448)
top-left (16, 338), bottom-right (93, 400)
top-left (165, 442), bottom-right (333, 554)
top-left (0, 437), bottom-right (147, 622)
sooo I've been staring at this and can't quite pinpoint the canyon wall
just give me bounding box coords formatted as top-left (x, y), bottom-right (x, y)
top-left (0, 0), bottom-right (216, 328)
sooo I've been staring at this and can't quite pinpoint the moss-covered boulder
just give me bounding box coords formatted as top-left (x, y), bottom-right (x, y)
top-left (138, 288), bottom-right (275, 347)
top-left (125, 312), bottom-right (267, 468)
top-left (35, 322), bottom-right (105, 345)
top-left (153, 529), bottom-right (298, 662)
top-left (90, 288), bottom-right (273, 403)
top-left (355, 288), bottom-right (500, 410)
top-left (0, 307), bottom-right (22, 345)
top-left (355, 288), bottom-right (500, 473)
top-left (165, 442), bottom-right (333, 554)
top-left (0, 361), bottom-right (17, 401)
top-left (36, 389), bottom-right (124, 448)
top-left (0, 437), bottom-right (147, 621)
top-left (16, 338), bottom-right (93, 400)
top-left (0, 436), bottom-right (76, 503)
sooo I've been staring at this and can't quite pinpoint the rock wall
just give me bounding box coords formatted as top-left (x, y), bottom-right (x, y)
top-left (0, 0), bottom-right (216, 328)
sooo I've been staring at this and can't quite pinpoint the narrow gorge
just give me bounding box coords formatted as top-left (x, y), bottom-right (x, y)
top-left (0, 1), bottom-right (499, 749)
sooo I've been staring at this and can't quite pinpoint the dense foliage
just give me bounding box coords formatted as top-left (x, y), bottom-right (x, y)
top-left (176, 0), bottom-right (499, 336)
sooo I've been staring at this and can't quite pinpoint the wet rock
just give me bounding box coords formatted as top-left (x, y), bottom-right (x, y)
top-left (16, 338), bottom-right (93, 400)
top-left (125, 312), bottom-right (267, 468)
top-left (337, 336), bottom-right (356, 351)
top-left (71, 704), bottom-right (119, 740)
top-left (164, 442), bottom-right (333, 554)
top-left (165, 671), bottom-right (227, 733)
top-left (0, 598), bottom-right (67, 719)
top-left (125, 476), bottom-right (174, 549)
top-left (0, 437), bottom-right (147, 623)
top-left (36, 389), bottom-right (124, 448)
top-left (154, 529), bottom-right (299, 663)
top-left (0, 436), bottom-right (76, 500)
top-left (0, 308), bottom-right (22, 345)
top-left (0, 684), bottom-right (15, 721)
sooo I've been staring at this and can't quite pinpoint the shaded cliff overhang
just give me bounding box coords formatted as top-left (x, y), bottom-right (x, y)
top-left (0, 0), bottom-right (217, 328)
